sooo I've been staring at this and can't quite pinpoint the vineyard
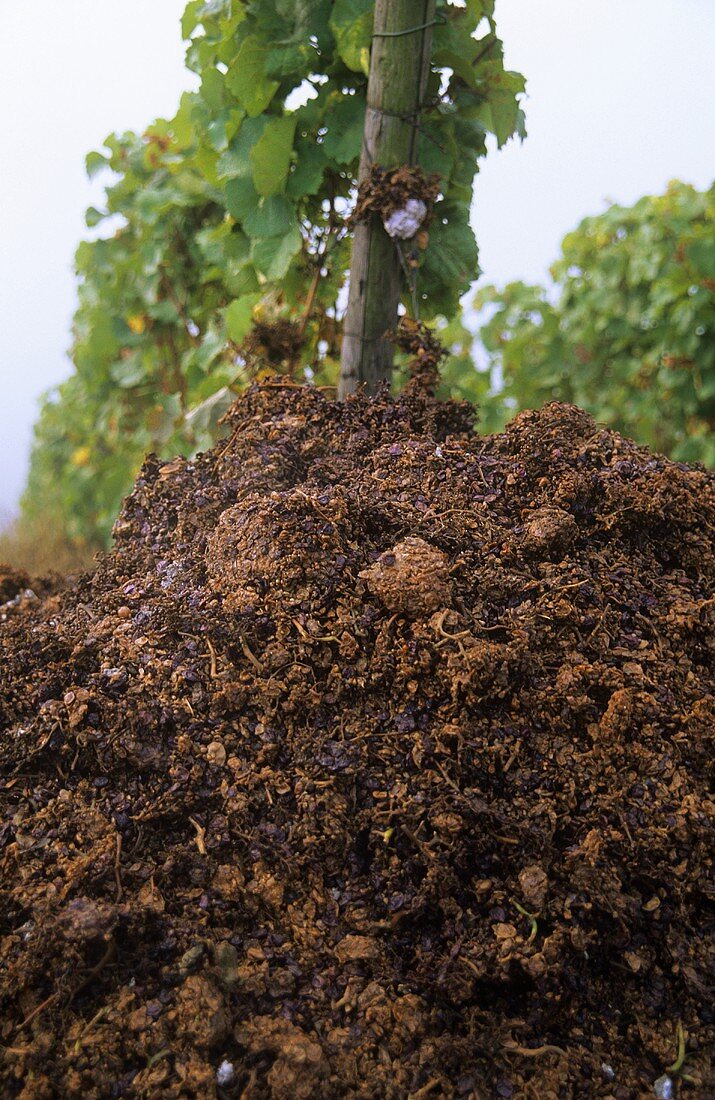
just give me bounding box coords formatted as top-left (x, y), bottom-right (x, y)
top-left (468, 182), bottom-right (715, 463)
top-left (22, 0), bottom-right (525, 549)
top-left (17, 0), bottom-right (714, 554)
top-left (1, 2), bottom-right (714, 1099)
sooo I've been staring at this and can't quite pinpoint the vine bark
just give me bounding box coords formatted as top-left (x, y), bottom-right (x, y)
top-left (338, 0), bottom-right (436, 398)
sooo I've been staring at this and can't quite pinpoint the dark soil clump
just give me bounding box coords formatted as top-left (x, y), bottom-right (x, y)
top-left (0, 566), bottom-right (31, 605)
top-left (1, 385), bottom-right (713, 1099)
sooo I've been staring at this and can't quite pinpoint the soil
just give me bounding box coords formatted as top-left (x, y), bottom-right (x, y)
top-left (1, 384), bottom-right (713, 1100)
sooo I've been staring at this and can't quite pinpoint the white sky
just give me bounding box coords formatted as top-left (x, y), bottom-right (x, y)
top-left (0, 0), bottom-right (713, 517)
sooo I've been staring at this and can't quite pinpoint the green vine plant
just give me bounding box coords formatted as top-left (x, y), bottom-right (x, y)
top-left (23, 0), bottom-right (525, 549)
top-left (453, 181), bottom-right (715, 465)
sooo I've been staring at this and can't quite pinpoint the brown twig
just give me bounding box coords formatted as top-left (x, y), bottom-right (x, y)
top-left (238, 634), bottom-right (264, 674)
top-left (189, 816), bottom-right (207, 855)
top-left (409, 1078), bottom-right (442, 1099)
top-left (16, 939), bottom-right (117, 1034)
top-left (68, 939), bottom-right (117, 1006)
top-left (16, 991), bottom-right (61, 1032)
top-left (206, 638), bottom-right (218, 679)
top-left (297, 264), bottom-right (322, 342)
top-left (504, 1041), bottom-right (567, 1059)
top-left (114, 832), bottom-right (124, 903)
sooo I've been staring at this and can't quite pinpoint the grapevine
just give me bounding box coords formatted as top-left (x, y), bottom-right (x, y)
top-left (24, 0), bottom-right (526, 547)
top-left (454, 181), bottom-right (715, 464)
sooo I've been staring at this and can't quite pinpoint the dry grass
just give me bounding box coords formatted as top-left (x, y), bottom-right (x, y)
top-left (0, 515), bottom-right (99, 577)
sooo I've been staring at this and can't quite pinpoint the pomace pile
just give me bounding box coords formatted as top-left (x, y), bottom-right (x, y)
top-left (1, 384), bottom-right (713, 1099)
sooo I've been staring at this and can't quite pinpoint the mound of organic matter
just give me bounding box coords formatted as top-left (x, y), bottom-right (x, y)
top-left (1, 384), bottom-right (713, 1099)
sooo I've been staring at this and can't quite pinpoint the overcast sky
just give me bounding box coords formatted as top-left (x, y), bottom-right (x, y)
top-left (1, 0), bottom-right (713, 518)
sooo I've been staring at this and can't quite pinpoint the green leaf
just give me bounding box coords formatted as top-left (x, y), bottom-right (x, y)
top-left (85, 312), bottom-right (119, 365)
top-left (183, 328), bottom-right (225, 374)
top-left (419, 115), bottom-right (456, 178)
top-left (225, 176), bottom-right (260, 220)
top-left (225, 262), bottom-right (260, 298)
top-left (85, 150), bottom-right (108, 179)
top-left (250, 116), bottom-right (297, 197)
top-left (687, 239), bottom-right (715, 279)
top-left (181, 0), bottom-right (204, 38)
top-left (473, 64), bottom-right (527, 147)
top-left (243, 195), bottom-right (296, 238)
top-left (433, 21), bottom-right (481, 84)
top-left (266, 42), bottom-right (312, 80)
top-left (287, 140), bottom-right (327, 198)
top-left (225, 293), bottom-right (262, 343)
top-left (322, 96), bottom-right (364, 164)
top-left (224, 228), bottom-right (252, 264)
top-left (200, 67), bottom-right (225, 111)
top-left (216, 116), bottom-right (268, 178)
top-left (330, 0), bottom-right (373, 74)
top-left (422, 206), bottom-right (480, 315)
top-left (110, 354), bottom-right (148, 388)
top-left (148, 300), bottom-right (180, 324)
top-left (206, 113), bottom-right (231, 152)
top-left (251, 225), bottom-right (302, 279)
top-left (85, 206), bottom-right (106, 228)
top-left (226, 36), bottom-right (279, 117)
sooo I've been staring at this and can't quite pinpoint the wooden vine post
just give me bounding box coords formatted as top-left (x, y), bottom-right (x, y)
top-left (338, 0), bottom-right (437, 398)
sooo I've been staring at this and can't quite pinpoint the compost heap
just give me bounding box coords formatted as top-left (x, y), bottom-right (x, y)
top-left (1, 384), bottom-right (713, 1100)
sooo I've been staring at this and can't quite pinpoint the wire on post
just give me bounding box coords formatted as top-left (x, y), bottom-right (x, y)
top-left (372, 13), bottom-right (446, 39)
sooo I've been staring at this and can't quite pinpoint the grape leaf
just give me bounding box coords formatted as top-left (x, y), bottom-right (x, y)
top-left (687, 239), bottom-right (715, 279)
top-left (251, 225), bottom-right (303, 279)
top-left (181, 0), bottom-right (204, 38)
top-left (322, 96), bottom-right (364, 164)
top-left (110, 354), bottom-right (148, 388)
top-left (85, 150), bottom-right (108, 179)
top-left (287, 141), bottom-right (328, 199)
top-left (85, 206), bottom-right (106, 227)
top-left (200, 67), bottom-right (225, 111)
top-left (330, 0), bottom-right (373, 74)
top-left (225, 293), bottom-right (262, 343)
top-left (225, 176), bottom-right (260, 220)
top-left (243, 195), bottom-right (297, 238)
top-left (250, 116), bottom-right (297, 197)
top-left (421, 205), bottom-right (480, 316)
top-left (226, 36), bottom-right (279, 116)
top-left (217, 116), bottom-right (269, 179)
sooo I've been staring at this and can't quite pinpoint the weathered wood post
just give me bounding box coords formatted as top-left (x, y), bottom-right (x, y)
top-left (338, 0), bottom-right (436, 398)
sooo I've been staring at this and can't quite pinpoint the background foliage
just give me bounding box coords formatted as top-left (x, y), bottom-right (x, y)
top-left (458, 181), bottom-right (715, 464)
top-left (22, 0), bottom-right (525, 549)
